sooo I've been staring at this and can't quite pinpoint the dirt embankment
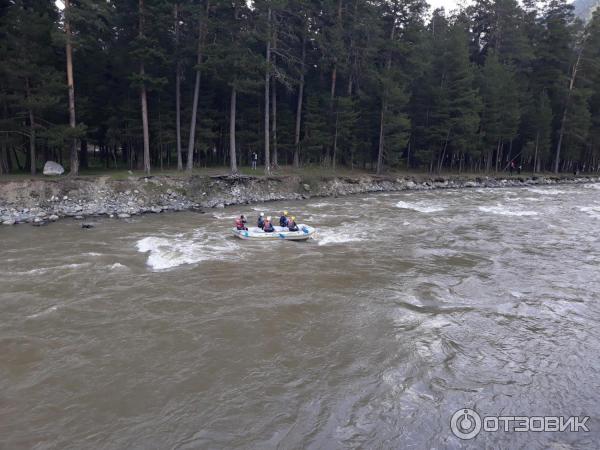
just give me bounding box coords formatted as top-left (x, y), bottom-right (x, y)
top-left (0, 173), bottom-right (598, 226)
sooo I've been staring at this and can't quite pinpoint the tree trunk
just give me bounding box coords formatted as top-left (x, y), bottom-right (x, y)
top-left (264, 7), bottom-right (271, 174)
top-left (376, 101), bottom-right (386, 175)
top-left (229, 86), bottom-right (238, 173)
top-left (293, 31), bottom-right (306, 169)
top-left (437, 128), bottom-right (451, 173)
top-left (272, 78), bottom-right (278, 167)
top-left (554, 44), bottom-right (584, 174)
top-left (271, 29), bottom-right (278, 167)
top-left (533, 131), bottom-right (540, 174)
top-left (139, 0), bottom-right (150, 174)
top-left (332, 112), bottom-right (338, 171)
top-left (326, 0), bottom-right (343, 168)
top-left (494, 138), bottom-right (502, 173)
top-left (187, 1), bottom-right (208, 172)
top-left (25, 78), bottom-right (36, 175)
top-left (158, 93), bottom-right (164, 171)
top-left (0, 143), bottom-right (6, 175)
top-left (376, 21), bottom-right (395, 175)
top-left (174, 3), bottom-right (183, 171)
top-left (80, 139), bottom-right (88, 170)
top-left (64, 0), bottom-right (79, 176)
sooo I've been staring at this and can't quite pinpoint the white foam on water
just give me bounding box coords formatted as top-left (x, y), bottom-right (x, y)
top-left (578, 206), bottom-right (600, 219)
top-left (397, 201), bottom-right (446, 213)
top-left (526, 187), bottom-right (567, 195)
top-left (27, 305), bottom-right (59, 319)
top-left (478, 205), bottom-right (538, 217)
top-left (109, 263), bottom-right (128, 270)
top-left (84, 252), bottom-right (103, 257)
top-left (8, 263), bottom-right (90, 276)
top-left (317, 233), bottom-right (364, 246)
top-left (395, 201), bottom-right (445, 213)
top-left (310, 202), bottom-right (334, 208)
top-left (211, 213), bottom-right (238, 220)
top-left (317, 223), bottom-right (368, 246)
top-left (136, 230), bottom-right (239, 270)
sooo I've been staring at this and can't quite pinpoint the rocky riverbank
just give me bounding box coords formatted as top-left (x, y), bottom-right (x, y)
top-left (1, 173), bottom-right (598, 226)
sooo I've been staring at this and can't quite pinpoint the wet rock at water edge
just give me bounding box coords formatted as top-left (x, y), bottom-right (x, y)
top-left (32, 218), bottom-right (47, 226)
top-left (49, 215), bottom-right (59, 222)
top-left (74, 215), bottom-right (85, 220)
top-left (118, 213), bottom-right (131, 219)
top-left (2, 219), bottom-right (16, 226)
top-left (43, 161), bottom-right (65, 176)
top-left (81, 222), bottom-right (95, 229)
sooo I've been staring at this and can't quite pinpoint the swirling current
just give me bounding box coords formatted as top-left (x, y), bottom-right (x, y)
top-left (1, 184), bottom-right (599, 449)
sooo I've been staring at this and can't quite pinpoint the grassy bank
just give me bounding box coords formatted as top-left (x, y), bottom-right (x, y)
top-left (0, 164), bottom-right (591, 184)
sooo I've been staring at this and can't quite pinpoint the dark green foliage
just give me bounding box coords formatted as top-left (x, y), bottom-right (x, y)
top-left (1, 0), bottom-right (599, 175)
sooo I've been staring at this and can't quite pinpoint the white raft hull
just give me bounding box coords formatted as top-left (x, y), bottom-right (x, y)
top-left (232, 225), bottom-right (316, 241)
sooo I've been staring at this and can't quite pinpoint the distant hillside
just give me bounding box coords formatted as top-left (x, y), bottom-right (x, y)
top-left (573, 0), bottom-right (600, 21)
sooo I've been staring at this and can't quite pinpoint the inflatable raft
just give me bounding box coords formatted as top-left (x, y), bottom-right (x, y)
top-left (232, 225), bottom-right (316, 241)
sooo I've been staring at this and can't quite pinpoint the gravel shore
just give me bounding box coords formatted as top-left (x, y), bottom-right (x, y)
top-left (1, 173), bottom-right (598, 226)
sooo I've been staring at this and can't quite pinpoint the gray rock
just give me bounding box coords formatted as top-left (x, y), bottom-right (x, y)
top-left (118, 213), bottom-right (131, 219)
top-left (303, 184), bottom-right (311, 192)
top-left (43, 161), bottom-right (65, 176)
top-left (74, 215), bottom-right (85, 220)
top-left (215, 203), bottom-right (225, 209)
top-left (49, 214), bottom-right (59, 222)
top-left (81, 222), bottom-right (95, 229)
top-left (2, 219), bottom-right (16, 226)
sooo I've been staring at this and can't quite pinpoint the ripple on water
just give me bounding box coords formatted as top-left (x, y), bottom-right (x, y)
top-left (395, 201), bottom-right (445, 213)
top-left (478, 205), bottom-right (538, 217)
top-left (578, 206), bottom-right (600, 219)
top-left (3, 182), bottom-right (600, 450)
top-left (525, 187), bottom-right (568, 195)
top-left (3, 262), bottom-right (91, 277)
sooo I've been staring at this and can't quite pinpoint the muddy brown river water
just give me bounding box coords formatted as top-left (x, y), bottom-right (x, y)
top-left (1, 184), bottom-right (600, 449)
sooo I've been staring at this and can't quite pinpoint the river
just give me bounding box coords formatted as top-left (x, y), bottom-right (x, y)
top-left (1, 184), bottom-right (600, 449)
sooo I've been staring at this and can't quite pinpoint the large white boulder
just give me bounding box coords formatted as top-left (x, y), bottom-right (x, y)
top-left (43, 161), bottom-right (65, 176)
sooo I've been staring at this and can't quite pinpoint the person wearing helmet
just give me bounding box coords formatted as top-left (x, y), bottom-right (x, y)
top-left (279, 210), bottom-right (289, 227)
top-left (263, 216), bottom-right (275, 232)
top-left (287, 215), bottom-right (299, 232)
top-left (235, 214), bottom-right (248, 231)
top-left (257, 212), bottom-right (265, 229)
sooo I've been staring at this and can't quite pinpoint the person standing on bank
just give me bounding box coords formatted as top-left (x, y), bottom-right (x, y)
top-left (251, 152), bottom-right (258, 170)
